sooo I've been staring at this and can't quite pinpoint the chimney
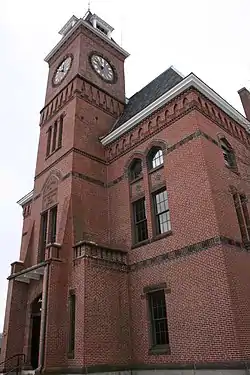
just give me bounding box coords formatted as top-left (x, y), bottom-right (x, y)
top-left (238, 87), bottom-right (250, 121)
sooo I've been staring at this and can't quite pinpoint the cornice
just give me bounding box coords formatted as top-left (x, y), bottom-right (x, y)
top-left (17, 190), bottom-right (34, 206)
top-left (44, 19), bottom-right (129, 63)
top-left (101, 74), bottom-right (250, 146)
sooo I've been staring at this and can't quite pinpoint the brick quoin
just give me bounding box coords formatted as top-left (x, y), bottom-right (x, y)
top-left (1, 10), bottom-right (250, 375)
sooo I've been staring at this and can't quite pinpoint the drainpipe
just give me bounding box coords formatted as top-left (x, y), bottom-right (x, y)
top-left (37, 261), bottom-right (50, 374)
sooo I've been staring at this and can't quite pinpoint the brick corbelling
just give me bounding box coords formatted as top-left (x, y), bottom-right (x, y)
top-left (129, 236), bottom-right (246, 272)
top-left (71, 236), bottom-right (246, 273)
top-left (33, 128), bottom-right (241, 189)
top-left (106, 89), bottom-right (249, 162)
top-left (40, 73), bottom-right (124, 126)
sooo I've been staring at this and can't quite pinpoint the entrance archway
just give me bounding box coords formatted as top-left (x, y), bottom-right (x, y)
top-left (30, 294), bottom-right (42, 369)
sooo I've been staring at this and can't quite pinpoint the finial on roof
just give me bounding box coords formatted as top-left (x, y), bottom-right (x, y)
top-left (88, 0), bottom-right (91, 11)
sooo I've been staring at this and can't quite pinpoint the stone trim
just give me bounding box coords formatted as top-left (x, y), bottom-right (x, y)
top-left (72, 171), bottom-right (105, 187)
top-left (42, 360), bottom-right (250, 373)
top-left (143, 282), bottom-right (168, 294)
top-left (70, 236), bottom-right (245, 273)
top-left (35, 147), bottom-right (106, 180)
top-left (73, 147), bottom-right (107, 165)
top-left (129, 236), bottom-right (245, 272)
top-left (73, 240), bottom-right (127, 272)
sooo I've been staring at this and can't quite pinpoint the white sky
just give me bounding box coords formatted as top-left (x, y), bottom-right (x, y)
top-left (0, 0), bottom-right (250, 330)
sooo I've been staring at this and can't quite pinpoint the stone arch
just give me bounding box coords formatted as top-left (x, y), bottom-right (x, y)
top-left (144, 139), bottom-right (168, 156)
top-left (183, 97), bottom-right (188, 107)
top-left (138, 127), bottom-right (143, 139)
top-left (148, 121), bottom-right (153, 133)
top-left (42, 170), bottom-right (62, 211)
top-left (115, 143), bottom-right (119, 155)
top-left (156, 115), bottom-right (161, 127)
top-left (173, 103), bottom-right (178, 113)
top-left (124, 151), bottom-right (144, 177)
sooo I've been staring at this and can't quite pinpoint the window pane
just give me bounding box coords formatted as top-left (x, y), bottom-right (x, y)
top-left (40, 212), bottom-right (48, 261)
top-left (58, 116), bottom-right (63, 148)
top-left (49, 206), bottom-right (57, 243)
top-left (133, 198), bottom-right (148, 243)
top-left (130, 160), bottom-right (142, 180)
top-left (152, 149), bottom-right (163, 169)
top-left (69, 294), bottom-right (76, 354)
top-left (240, 195), bottom-right (250, 240)
top-left (46, 127), bottom-right (52, 156)
top-left (51, 121), bottom-right (58, 152)
top-left (233, 194), bottom-right (247, 241)
top-left (149, 290), bottom-right (169, 346)
top-left (221, 140), bottom-right (235, 168)
top-left (154, 189), bottom-right (170, 234)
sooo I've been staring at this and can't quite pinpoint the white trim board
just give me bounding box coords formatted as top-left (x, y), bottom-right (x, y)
top-left (17, 190), bottom-right (33, 206)
top-left (101, 73), bottom-right (250, 146)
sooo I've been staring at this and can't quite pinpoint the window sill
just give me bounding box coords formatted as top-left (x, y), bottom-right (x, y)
top-left (130, 175), bottom-right (143, 184)
top-left (148, 164), bottom-right (164, 174)
top-left (148, 345), bottom-right (171, 355)
top-left (131, 238), bottom-right (150, 249)
top-left (131, 231), bottom-right (173, 249)
top-left (45, 146), bottom-right (62, 160)
top-left (153, 231), bottom-right (173, 242)
top-left (67, 352), bottom-right (74, 359)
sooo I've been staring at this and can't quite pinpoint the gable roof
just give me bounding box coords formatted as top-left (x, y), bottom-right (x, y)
top-left (112, 67), bottom-right (184, 130)
top-left (102, 72), bottom-right (250, 146)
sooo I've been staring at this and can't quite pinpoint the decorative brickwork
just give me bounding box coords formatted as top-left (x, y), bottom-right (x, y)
top-left (2, 10), bottom-right (250, 375)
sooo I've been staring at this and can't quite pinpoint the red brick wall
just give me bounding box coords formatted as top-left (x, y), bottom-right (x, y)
top-left (4, 21), bottom-right (250, 371)
top-left (70, 258), bottom-right (131, 367)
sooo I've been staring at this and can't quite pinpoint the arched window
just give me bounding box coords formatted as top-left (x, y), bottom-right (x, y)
top-left (148, 148), bottom-right (164, 170)
top-left (220, 138), bottom-right (236, 168)
top-left (129, 159), bottom-right (142, 181)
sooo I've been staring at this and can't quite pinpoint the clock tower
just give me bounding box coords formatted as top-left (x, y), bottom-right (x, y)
top-left (1, 11), bottom-right (130, 373)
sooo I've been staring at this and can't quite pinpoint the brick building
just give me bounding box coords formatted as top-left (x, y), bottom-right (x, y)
top-left (1, 9), bottom-right (250, 375)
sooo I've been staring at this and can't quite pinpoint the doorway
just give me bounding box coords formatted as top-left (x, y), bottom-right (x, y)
top-left (30, 295), bottom-right (42, 370)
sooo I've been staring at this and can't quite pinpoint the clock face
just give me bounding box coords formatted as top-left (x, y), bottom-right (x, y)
top-left (90, 54), bottom-right (115, 83)
top-left (53, 55), bottom-right (72, 85)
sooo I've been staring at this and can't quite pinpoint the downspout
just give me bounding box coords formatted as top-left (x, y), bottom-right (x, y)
top-left (37, 261), bottom-right (50, 374)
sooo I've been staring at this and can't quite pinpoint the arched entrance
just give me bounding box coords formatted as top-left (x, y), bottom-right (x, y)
top-left (30, 294), bottom-right (42, 369)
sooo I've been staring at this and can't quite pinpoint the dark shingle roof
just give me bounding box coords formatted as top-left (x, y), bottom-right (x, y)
top-left (112, 67), bottom-right (184, 130)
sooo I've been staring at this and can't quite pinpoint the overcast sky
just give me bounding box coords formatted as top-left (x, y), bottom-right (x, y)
top-left (0, 0), bottom-right (250, 331)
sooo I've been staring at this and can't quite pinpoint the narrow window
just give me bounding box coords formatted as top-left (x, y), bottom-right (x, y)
top-left (240, 194), bottom-right (250, 239)
top-left (46, 127), bottom-right (52, 156)
top-left (233, 194), bottom-right (248, 241)
top-left (49, 206), bottom-right (57, 243)
top-left (51, 121), bottom-right (58, 152)
top-left (40, 212), bottom-right (48, 261)
top-left (69, 293), bottom-right (76, 355)
top-left (130, 159), bottom-right (142, 181)
top-left (220, 138), bottom-right (236, 168)
top-left (58, 116), bottom-right (63, 148)
top-left (148, 148), bottom-right (164, 170)
top-left (133, 198), bottom-right (148, 243)
top-left (148, 289), bottom-right (169, 346)
top-left (153, 189), bottom-right (171, 235)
